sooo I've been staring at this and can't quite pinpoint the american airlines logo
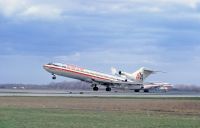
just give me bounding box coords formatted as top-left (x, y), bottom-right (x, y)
top-left (136, 72), bottom-right (143, 80)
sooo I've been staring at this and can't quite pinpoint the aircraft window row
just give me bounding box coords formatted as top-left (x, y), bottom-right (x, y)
top-left (84, 71), bottom-right (90, 74)
top-left (90, 72), bottom-right (96, 76)
top-left (84, 71), bottom-right (97, 77)
top-left (48, 63), bottom-right (66, 68)
top-left (90, 72), bottom-right (108, 79)
top-left (66, 66), bottom-right (83, 71)
top-left (84, 70), bottom-right (113, 80)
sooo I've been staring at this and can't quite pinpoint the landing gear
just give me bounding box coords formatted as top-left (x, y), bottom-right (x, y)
top-left (52, 74), bottom-right (56, 80)
top-left (106, 86), bottom-right (111, 91)
top-left (93, 85), bottom-right (99, 91)
top-left (144, 89), bottom-right (149, 93)
top-left (134, 89), bottom-right (140, 92)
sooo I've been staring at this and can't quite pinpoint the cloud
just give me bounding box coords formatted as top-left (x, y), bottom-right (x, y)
top-left (0, 0), bottom-right (63, 21)
top-left (19, 5), bottom-right (62, 20)
top-left (0, 0), bottom-right (27, 16)
top-left (0, 0), bottom-right (200, 21)
top-left (169, 0), bottom-right (199, 9)
top-left (52, 43), bottom-right (165, 70)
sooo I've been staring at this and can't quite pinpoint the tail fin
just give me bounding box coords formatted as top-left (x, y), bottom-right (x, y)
top-left (132, 67), bottom-right (155, 82)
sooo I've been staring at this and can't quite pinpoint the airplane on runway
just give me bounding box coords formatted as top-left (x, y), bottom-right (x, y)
top-left (43, 62), bottom-right (172, 92)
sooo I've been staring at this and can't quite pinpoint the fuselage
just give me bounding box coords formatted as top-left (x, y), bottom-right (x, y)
top-left (43, 63), bottom-right (126, 84)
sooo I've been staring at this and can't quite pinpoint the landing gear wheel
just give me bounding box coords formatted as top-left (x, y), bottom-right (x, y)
top-left (144, 89), bottom-right (149, 93)
top-left (93, 86), bottom-right (99, 91)
top-left (134, 89), bottom-right (140, 92)
top-left (106, 87), bottom-right (111, 91)
top-left (52, 76), bottom-right (56, 79)
top-left (52, 74), bottom-right (56, 80)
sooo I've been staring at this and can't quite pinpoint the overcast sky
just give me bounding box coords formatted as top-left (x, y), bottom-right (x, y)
top-left (0, 0), bottom-right (200, 85)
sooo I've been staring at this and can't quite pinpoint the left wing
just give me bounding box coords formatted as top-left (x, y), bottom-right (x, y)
top-left (91, 78), bottom-right (143, 86)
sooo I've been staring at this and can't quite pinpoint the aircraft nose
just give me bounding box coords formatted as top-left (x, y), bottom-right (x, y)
top-left (43, 64), bottom-right (49, 70)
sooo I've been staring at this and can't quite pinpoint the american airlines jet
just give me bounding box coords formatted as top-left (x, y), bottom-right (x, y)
top-left (43, 62), bottom-right (160, 92)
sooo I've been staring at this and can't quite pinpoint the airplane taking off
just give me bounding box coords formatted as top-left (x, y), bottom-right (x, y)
top-left (43, 62), bottom-right (172, 92)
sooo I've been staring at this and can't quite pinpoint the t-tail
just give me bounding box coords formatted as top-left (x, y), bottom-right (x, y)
top-left (112, 67), bottom-right (157, 83)
top-left (132, 67), bottom-right (156, 82)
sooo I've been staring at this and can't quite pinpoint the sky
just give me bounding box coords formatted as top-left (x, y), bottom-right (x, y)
top-left (0, 0), bottom-right (200, 85)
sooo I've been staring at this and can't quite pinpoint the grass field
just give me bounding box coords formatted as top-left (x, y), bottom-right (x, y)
top-left (0, 97), bottom-right (199, 128)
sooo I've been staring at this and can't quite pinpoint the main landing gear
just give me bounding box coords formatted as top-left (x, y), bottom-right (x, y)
top-left (134, 89), bottom-right (140, 92)
top-left (143, 89), bottom-right (149, 93)
top-left (52, 74), bottom-right (56, 80)
top-left (93, 84), bottom-right (99, 91)
top-left (106, 86), bottom-right (111, 91)
top-left (134, 89), bottom-right (149, 93)
top-left (92, 85), bottom-right (111, 91)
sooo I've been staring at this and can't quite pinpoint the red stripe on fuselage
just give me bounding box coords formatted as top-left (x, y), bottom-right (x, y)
top-left (45, 65), bottom-right (114, 81)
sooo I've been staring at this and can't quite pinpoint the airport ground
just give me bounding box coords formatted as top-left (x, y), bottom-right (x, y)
top-left (0, 96), bottom-right (200, 128)
top-left (0, 89), bottom-right (200, 98)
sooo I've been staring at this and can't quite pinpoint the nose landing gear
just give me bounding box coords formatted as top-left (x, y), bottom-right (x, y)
top-left (52, 74), bottom-right (56, 80)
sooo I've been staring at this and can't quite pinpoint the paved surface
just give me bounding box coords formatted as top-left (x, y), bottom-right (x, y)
top-left (0, 89), bottom-right (199, 98)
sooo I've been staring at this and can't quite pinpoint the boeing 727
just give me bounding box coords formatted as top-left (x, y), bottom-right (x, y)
top-left (43, 62), bottom-right (162, 92)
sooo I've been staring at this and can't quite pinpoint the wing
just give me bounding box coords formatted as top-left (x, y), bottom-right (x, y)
top-left (89, 78), bottom-right (143, 87)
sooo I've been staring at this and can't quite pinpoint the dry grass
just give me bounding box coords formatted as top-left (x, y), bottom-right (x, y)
top-left (0, 96), bottom-right (199, 116)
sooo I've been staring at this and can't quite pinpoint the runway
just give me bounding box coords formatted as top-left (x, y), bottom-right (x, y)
top-left (0, 89), bottom-right (199, 98)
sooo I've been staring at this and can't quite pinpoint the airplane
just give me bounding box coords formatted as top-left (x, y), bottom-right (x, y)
top-left (43, 62), bottom-right (167, 92)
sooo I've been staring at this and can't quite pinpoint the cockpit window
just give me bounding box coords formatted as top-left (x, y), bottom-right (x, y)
top-left (48, 62), bottom-right (66, 68)
top-left (48, 62), bottom-right (53, 65)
